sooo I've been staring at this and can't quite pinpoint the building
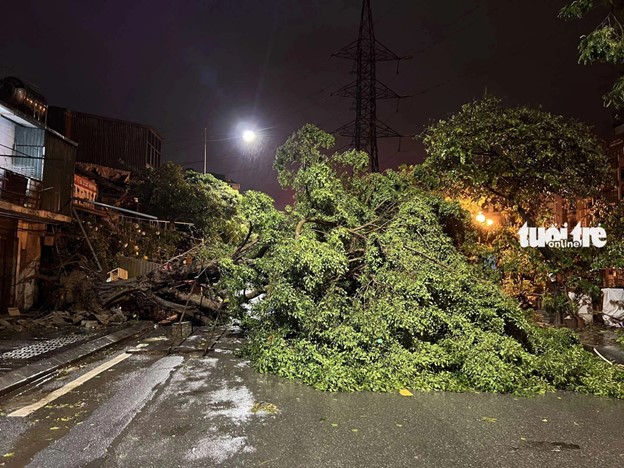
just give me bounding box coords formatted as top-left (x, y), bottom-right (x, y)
top-left (547, 124), bottom-right (624, 229)
top-left (47, 107), bottom-right (162, 173)
top-left (0, 80), bottom-right (76, 313)
top-left (209, 172), bottom-right (240, 192)
top-left (73, 173), bottom-right (98, 209)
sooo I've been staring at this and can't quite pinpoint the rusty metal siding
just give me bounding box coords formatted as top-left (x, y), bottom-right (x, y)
top-left (117, 256), bottom-right (160, 278)
top-left (41, 131), bottom-right (76, 215)
top-left (48, 108), bottom-right (162, 173)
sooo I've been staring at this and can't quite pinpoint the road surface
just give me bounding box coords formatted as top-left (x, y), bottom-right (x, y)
top-left (1, 326), bottom-right (624, 467)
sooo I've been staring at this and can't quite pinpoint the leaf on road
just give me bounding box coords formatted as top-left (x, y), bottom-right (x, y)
top-left (251, 402), bottom-right (278, 414)
top-left (399, 389), bottom-right (413, 397)
top-left (331, 423), bottom-right (338, 427)
top-left (482, 417), bottom-right (497, 423)
top-left (2, 453), bottom-right (14, 458)
top-left (49, 427), bottom-right (60, 431)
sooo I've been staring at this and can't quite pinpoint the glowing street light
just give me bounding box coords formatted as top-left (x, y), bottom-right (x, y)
top-left (474, 211), bottom-right (496, 228)
top-left (242, 130), bottom-right (257, 143)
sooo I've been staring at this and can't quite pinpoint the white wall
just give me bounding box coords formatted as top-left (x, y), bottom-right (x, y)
top-left (0, 116), bottom-right (16, 169)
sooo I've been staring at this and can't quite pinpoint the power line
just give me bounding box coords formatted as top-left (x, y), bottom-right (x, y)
top-left (332, 0), bottom-right (409, 172)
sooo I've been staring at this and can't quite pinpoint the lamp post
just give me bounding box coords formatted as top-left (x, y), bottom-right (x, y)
top-left (199, 126), bottom-right (259, 174)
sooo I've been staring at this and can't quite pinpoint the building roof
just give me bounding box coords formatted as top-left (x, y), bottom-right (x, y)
top-left (50, 107), bottom-right (163, 140)
top-left (0, 98), bottom-right (78, 147)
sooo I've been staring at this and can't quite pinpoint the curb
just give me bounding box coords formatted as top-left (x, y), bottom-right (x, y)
top-left (583, 343), bottom-right (624, 365)
top-left (0, 321), bottom-right (153, 397)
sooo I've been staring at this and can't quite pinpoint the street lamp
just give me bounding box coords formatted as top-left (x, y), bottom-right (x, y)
top-left (474, 212), bottom-right (496, 229)
top-left (242, 130), bottom-right (257, 143)
top-left (201, 126), bottom-right (260, 174)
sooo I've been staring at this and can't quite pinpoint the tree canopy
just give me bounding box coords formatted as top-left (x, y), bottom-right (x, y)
top-left (129, 161), bottom-right (241, 239)
top-left (420, 96), bottom-right (614, 319)
top-left (238, 124), bottom-right (624, 397)
top-left (560, 0), bottom-right (624, 110)
top-left (420, 95), bottom-right (610, 226)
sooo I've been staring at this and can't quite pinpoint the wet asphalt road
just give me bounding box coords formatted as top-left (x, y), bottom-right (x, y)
top-left (1, 327), bottom-right (624, 467)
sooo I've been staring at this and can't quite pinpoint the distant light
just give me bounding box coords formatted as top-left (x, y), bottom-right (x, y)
top-left (476, 213), bottom-right (486, 223)
top-left (242, 130), bottom-right (256, 143)
top-left (486, 218), bottom-right (494, 226)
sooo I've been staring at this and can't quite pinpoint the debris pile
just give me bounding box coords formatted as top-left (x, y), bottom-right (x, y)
top-left (94, 257), bottom-right (223, 326)
top-left (1, 250), bottom-right (226, 332)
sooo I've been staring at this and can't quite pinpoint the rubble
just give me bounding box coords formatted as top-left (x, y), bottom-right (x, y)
top-left (0, 250), bottom-right (226, 333)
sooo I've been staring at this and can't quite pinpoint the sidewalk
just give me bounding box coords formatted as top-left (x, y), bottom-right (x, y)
top-left (0, 321), bottom-right (152, 397)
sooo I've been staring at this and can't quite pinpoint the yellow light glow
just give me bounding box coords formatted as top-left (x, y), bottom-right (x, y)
top-left (476, 213), bottom-right (486, 223)
top-left (486, 218), bottom-right (494, 226)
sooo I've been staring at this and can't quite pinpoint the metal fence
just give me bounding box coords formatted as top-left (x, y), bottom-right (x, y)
top-left (0, 167), bottom-right (42, 209)
top-left (117, 255), bottom-right (160, 278)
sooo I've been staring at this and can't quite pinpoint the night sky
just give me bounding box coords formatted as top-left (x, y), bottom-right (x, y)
top-left (0, 0), bottom-right (616, 206)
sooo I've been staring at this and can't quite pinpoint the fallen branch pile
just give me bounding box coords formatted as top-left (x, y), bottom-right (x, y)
top-left (94, 258), bottom-right (224, 325)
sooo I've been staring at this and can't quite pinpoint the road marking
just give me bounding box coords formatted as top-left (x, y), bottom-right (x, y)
top-left (8, 352), bottom-right (132, 418)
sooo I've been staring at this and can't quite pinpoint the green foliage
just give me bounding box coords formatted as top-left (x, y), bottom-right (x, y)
top-left (560, 0), bottom-right (624, 109)
top-left (59, 214), bottom-right (182, 272)
top-left (62, 162), bottom-right (247, 273)
top-left (591, 202), bottom-right (624, 269)
top-left (420, 95), bottom-right (610, 224)
top-left (419, 95), bottom-right (611, 305)
top-left (129, 162), bottom-right (241, 241)
top-left (241, 125), bottom-right (624, 398)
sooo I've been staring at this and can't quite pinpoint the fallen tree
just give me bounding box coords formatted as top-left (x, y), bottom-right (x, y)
top-left (26, 161), bottom-right (282, 327)
top-left (238, 124), bottom-right (624, 397)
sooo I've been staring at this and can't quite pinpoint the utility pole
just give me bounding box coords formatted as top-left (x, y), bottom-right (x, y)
top-left (332, 0), bottom-right (409, 172)
top-left (203, 127), bottom-right (207, 174)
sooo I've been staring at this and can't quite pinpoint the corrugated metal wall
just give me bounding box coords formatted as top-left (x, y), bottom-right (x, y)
top-left (48, 109), bottom-right (162, 173)
top-left (117, 255), bottom-right (160, 278)
top-left (13, 126), bottom-right (44, 179)
top-left (41, 131), bottom-right (76, 215)
top-left (72, 113), bottom-right (147, 172)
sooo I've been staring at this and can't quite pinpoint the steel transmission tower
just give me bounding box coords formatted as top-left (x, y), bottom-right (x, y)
top-left (332, 0), bottom-right (409, 172)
